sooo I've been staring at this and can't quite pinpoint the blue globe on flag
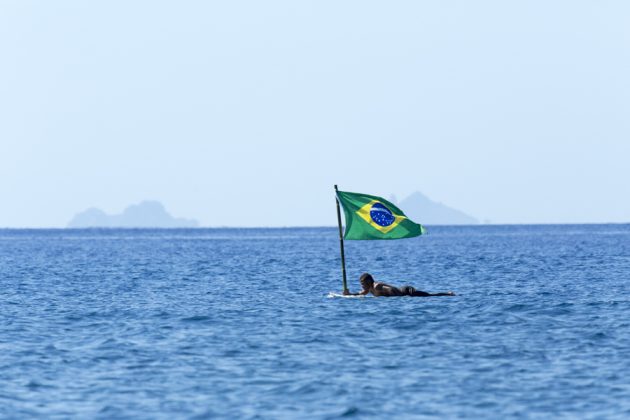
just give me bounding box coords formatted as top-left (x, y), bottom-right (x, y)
top-left (370, 202), bottom-right (395, 227)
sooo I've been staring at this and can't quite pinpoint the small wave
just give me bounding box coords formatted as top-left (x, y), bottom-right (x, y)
top-left (340, 407), bottom-right (360, 417)
top-left (181, 315), bottom-right (212, 322)
top-left (25, 380), bottom-right (52, 390)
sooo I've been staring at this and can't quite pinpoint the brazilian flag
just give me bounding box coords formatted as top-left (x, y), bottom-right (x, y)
top-left (336, 190), bottom-right (426, 240)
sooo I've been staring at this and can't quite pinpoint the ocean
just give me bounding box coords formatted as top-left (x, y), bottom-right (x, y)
top-left (1, 225), bottom-right (629, 418)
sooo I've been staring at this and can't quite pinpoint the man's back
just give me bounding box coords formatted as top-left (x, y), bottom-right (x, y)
top-left (372, 282), bottom-right (403, 297)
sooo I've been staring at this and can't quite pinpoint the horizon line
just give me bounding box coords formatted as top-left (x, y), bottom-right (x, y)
top-left (1, 222), bottom-right (629, 230)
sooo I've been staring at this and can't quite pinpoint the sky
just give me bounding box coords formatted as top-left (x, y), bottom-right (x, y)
top-left (1, 1), bottom-right (629, 227)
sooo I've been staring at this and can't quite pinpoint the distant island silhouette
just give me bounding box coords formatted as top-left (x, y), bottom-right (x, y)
top-left (67, 193), bottom-right (475, 228)
top-left (68, 201), bottom-right (199, 228)
top-left (397, 192), bottom-right (478, 225)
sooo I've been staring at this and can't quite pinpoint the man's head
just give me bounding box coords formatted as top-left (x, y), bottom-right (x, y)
top-left (359, 273), bottom-right (375, 291)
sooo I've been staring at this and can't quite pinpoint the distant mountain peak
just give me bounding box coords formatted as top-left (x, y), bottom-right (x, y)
top-left (404, 191), bottom-right (431, 203)
top-left (68, 201), bottom-right (199, 228)
top-left (399, 192), bottom-right (478, 225)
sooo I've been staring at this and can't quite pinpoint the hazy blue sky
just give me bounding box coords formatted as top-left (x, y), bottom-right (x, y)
top-left (1, 1), bottom-right (628, 227)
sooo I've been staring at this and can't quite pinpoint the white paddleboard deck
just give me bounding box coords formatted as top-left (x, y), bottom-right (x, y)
top-left (327, 292), bottom-right (372, 298)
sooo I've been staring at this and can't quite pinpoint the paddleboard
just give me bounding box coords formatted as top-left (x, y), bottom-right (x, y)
top-left (327, 292), bottom-right (370, 298)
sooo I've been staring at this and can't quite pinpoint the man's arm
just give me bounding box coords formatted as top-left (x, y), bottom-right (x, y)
top-left (343, 289), bottom-right (370, 296)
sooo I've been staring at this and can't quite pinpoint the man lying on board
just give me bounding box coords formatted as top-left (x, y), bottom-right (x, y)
top-left (343, 273), bottom-right (456, 297)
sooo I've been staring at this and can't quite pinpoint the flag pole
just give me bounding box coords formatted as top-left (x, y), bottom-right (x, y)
top-left (334, 185), bottom-right (349, 293)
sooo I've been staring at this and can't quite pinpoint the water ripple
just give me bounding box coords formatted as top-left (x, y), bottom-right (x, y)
top-left (0, 226), bottom-right (629, 418)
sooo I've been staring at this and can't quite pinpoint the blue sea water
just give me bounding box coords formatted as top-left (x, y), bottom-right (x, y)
top-left (1, 225), bottom-right (629, 418)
